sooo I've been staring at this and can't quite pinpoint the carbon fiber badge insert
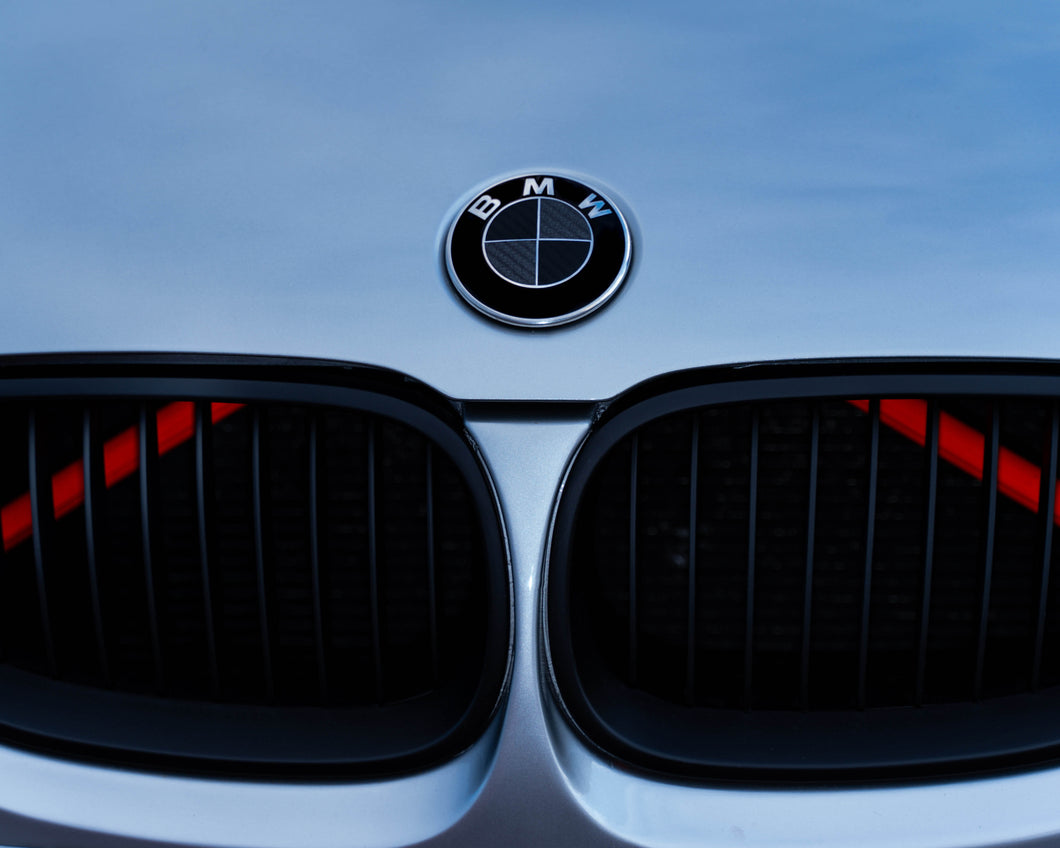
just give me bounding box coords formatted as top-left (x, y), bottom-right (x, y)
top-left (445, 175), bottom-right (632, 327)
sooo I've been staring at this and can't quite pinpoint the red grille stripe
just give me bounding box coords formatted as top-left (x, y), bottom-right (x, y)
top-left (848, 398), bottom-right (1056, 520)
top-left (1, 401), bottom-right (244, 552)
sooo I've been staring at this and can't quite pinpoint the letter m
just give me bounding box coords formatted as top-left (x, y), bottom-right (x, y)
top-left (523, 177), bottom-right (555, 197)
top-left (579, 193), bottom-right (612, 218)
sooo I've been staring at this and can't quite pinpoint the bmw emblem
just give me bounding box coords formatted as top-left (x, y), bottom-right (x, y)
top-left (445, 174), bottom-right (633, 328)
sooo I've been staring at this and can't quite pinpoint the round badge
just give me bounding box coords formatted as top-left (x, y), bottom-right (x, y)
top-left (445, 174), bottom-right (632, 328)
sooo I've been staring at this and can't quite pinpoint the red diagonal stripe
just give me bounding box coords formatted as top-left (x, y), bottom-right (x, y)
top-left (1, 401), bottom-right (244, 552)
top-left (848, 398), bottom-right (1058, 522)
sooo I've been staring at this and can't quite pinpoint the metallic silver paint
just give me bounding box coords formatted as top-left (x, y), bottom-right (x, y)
top-left (0, 719), bottom-right (501, 848)
top-left (6, 4), bottom-right (1060, 400)
top-left (4, 2), bottom-right (1060, 846)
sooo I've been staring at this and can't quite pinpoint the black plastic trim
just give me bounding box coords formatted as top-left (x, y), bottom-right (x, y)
top-left (546, 359), bottom-right (1060, 782)
top-left (0, 353), bottom-right (512, 779)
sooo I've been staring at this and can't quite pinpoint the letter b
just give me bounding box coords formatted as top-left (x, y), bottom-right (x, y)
top-left (468, 194), bottom-right (501, 220)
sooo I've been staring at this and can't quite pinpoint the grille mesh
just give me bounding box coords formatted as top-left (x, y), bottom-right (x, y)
top-left (571, 397), bottom-right (1060, 710)
top-left (0, 399), bottom-right (487, 707)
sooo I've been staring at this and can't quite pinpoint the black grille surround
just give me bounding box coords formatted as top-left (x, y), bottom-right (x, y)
top-left (546, 361), bottom-right (1060, 781)
top-left (0, 355), bottom-right (510, 777)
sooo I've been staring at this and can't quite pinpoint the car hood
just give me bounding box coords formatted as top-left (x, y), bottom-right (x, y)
top-left (3, 2), bottom-right (1059, 400)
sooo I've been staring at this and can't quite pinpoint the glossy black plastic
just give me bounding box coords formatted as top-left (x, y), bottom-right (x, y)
top-left (0, 354), bottom-right (511, 778)
top-left (547, 359), bottom-right (1060, 781)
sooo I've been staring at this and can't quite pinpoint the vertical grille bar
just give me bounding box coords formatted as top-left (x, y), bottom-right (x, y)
top-left (685, 414), bottom-right (700, 705)
top-left (916, 400), bottom-right (940, 706)
top-left (27, 410), bottom-right (57, 677)
top-left (250, 408), bottom-right (274, 701)
top-left (1033, 400), bottom-right (1059, 691)
top-left (426, 443), bottom-right (440, 685)
top-left (139, 403), bottom-right (164, 691)
top-left (744, 406), bottom-right (760, 708)
top-left (800, 403), bottom-right (820, 710)
top-left (308, 414), bottom-right (328, 702)
top-left (975, 404), bottom-right (1000, 699)
top-left (82, 407), bottom-right (110, 685)
top-left (858, 398), bottom-right (880, 709)
top-left (195, 402), bottom-right (220, 698)
top-left (628, 433), bottom-right (639, 686)
top-left (367, 418), bottom-right (384, 703)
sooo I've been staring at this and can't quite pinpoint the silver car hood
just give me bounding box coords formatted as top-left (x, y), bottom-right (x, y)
top-left (3, 4), bottom-right (1059, 400)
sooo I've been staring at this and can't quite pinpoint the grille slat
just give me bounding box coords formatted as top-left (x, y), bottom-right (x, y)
top-left (138, 403), bottom-right (164, 692)
top-left (685, 416), bottom-right (699, 706)
top-left (27, 411), bottom-right (57, 677)
top-left (744, 407), bottom-right (759, 708)
top-left (83, 407), bottom-right (110, 686)
top-left (426, 443), bottom-right (440, 685)
top-left (857, 398), bottom-right (880, 709)
top-left (916, 401), bottom-right (940, 705)
top-left (307, 413), bottom-right (327, 702)
top-left (250, 407), bottom-right (275, 700)
top-left (628, 433), bottom-right (639, 687)
top-left (366, 418), bottom-right (383, 704)
top-left (976, 404), bottom-right (1000, 699)
top-left (800, 404), bottom-right (819, 710)
top-left (194, 401), bottom-right (221, 698)
top-left (1033, 401), bottom-right (1059, 690)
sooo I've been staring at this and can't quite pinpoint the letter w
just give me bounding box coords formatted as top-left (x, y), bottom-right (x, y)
top-left (578, 194), bottom-right (612, 218)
